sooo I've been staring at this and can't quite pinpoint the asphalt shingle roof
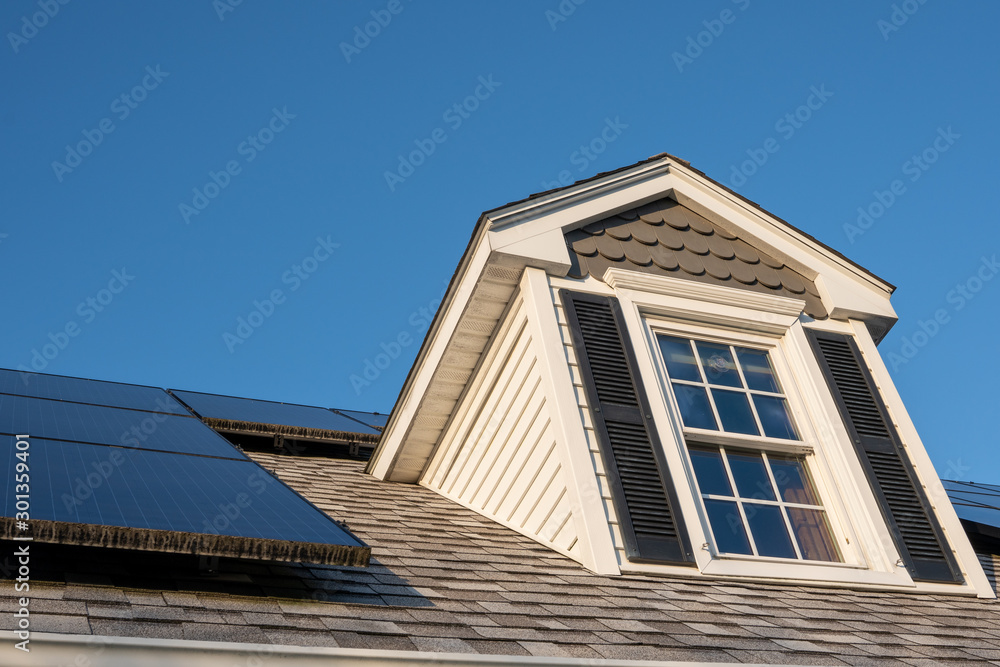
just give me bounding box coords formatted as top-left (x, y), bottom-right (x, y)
top-left (5, 452), bottom-right (1000, 665)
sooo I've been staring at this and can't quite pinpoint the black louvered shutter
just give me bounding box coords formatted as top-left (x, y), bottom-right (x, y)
top-left (808, 330), bottom-right (961, 583)
top-left (561, 290), bottom-right (693, 564)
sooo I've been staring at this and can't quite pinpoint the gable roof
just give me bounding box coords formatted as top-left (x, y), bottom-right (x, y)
top-left (15, 451), bottom-right (1000, 664)
top-left (485, 152), bottom-right (894, 292)
top-left (370, 153), bottom-right (899, 482)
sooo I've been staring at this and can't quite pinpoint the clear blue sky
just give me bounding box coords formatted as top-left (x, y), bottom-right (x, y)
top-left (3, 2), bottom-right (998, 482)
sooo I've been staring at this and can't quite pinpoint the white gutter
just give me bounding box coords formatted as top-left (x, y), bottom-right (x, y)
top-left (9, 633), bottom-right (780, 667)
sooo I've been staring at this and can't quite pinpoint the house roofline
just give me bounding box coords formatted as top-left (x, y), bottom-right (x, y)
top-left (483, 152), bottom-right (894, 292)
top-left (13, 632), bottom-right (768, 667)
top-left (369, 153), bottom-right (896, 478)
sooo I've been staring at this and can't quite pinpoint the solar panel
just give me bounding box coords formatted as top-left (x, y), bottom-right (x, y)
top-left (0, 394), bottom-right (244, 459)
top-left (944, 480), bottom-right (1000, 529)
top-left (0, 370), bottom-right (369, 565)
top-left (170, 390), bottom-right (381, 436)
top-left (333, 409), bottom-right (389, 430)
top-left (0, 369), bottom-right (190, 415)
top-left (1, 438), bottom-right (362, 547)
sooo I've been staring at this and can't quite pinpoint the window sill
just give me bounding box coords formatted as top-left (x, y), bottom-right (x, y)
top-left (712, 551), bottom-right (864, 569)
top-left (612, 551), bottom-right (984, 596)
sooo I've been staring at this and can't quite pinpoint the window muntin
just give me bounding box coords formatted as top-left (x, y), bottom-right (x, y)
top-left (657, 335), bottom-right (797, 440)
top-left (657, 332), bottom-right (839, 563)
top-left (690, 446), bottom-right (840, 562)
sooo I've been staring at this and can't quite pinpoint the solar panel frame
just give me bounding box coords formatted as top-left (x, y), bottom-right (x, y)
top-left (0, 371), bottom-right (371, 565)
top-left (170, 390), bottom-right (381, 436)
top-left (944, 480), bottom-right (1000, 529)
top-left (0, 368), bottom-right (191, 415)
top-left (0, 394), bottom-right (246, 459)
top-left (1, 437), bottom-right (363, 547)
top-left (332, 409), bottom-right (389, 430)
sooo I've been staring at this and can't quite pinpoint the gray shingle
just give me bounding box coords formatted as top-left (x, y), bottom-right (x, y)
top-left (181, 623), bottom-right (269, 643)
top-left (410, 637), bottom-right (476, 653)
top-left (90, 619), bottom-right (183, 640)
top-left (24, 454), bottom-right (1000, 666)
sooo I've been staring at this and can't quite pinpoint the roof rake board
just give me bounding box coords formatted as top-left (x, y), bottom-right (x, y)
top-left (0, 370), bottom-right (370, 567)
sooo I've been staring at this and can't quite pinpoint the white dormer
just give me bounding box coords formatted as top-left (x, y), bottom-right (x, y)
top-left (367, 154), bottom-right (994, 598)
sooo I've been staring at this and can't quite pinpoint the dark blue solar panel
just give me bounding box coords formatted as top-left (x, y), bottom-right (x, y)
top-left (171, 390), bottom-right (381, 435)
top-left (0, 369), bottom-right (190, 415)
top-left (944, 480), bottom-right (1000, 529)
top-left (0, 437), bottom-right (363, 547)
top-left (0, 394), bottom-right (244, 459)
top-left (333, 409), bottom-right (388, 430)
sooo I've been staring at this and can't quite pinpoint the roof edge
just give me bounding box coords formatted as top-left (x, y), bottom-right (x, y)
top-left (18, 631), bottom-right (756, 666)
top-left (204, 418), bottom-right (380, 445)
top-left (0, 517), bottom-right (370, 567)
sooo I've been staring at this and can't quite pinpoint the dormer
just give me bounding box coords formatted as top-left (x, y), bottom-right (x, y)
top-left (368, 153), bottom-right (994, 598)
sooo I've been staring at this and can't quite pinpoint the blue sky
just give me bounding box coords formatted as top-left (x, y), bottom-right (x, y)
top-left (3, 2), bottom-right (998, 482)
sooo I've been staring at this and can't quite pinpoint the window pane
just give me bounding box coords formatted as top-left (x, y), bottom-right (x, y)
top-left (712, 389), bottom-right (759, 435)
top-left (672, 383), bottom-right (717, 430)
top-left (753, 395), bottom-right (797, 440)
top-left (658, 336), bottom-right (701, 382)
top-left (745, 504), bottom-right (796, 558)
top-left (736, 347), bottom-right (780, 393)
top-left (696, 342), bottom-right (742, 388)
top-left (727, 451), bottom-right (776, 501)
top-left (704, 499), bottom-right (752, 555)
top-left (769, 457), bottom-right (818, 505)
top-left (689, 447), bottom-right (733, 496)
top-left (786, 508), bottom-right (840, 562)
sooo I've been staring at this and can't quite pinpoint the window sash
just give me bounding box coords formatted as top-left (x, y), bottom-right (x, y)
top-left (657, 335), bottom-right (798, 440)
top-left (695, 444), bottom-right (838, 562)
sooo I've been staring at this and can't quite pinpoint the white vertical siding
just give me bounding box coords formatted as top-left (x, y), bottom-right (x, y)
top-left (423, 296), bottom-right (580, 558)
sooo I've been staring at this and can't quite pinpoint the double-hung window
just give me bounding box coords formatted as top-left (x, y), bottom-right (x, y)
top-left (562, 280), bottom-right (968, 588)
top-left (656, 334), bottom-right (840, 563)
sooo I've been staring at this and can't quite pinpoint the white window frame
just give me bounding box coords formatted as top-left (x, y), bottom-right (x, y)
top-left (647, 319), bottom-right (861, 567)
top-left (602, 268), bottom-right (925, 588)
